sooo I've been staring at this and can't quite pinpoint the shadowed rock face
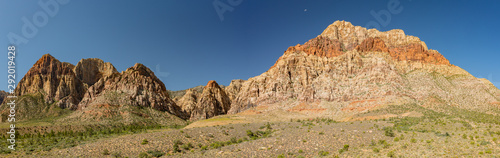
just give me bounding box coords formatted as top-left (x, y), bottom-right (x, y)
top-left (228, 20), bottom-right (499, 114)
top-left (74, 58), bottom-right (118, 86)
top-left (0, 91), bottom-right (8, 105)
top-left (189, 80), bottom-right (231, 121)
top-left (15, 54), bottom-right (86, 109)
top-left (78, 63), bottom-right (187, 119)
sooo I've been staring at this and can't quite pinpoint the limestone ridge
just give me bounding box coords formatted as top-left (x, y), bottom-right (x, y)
top-left (189, 80), bottom-right (231, 121)
top-left (228, 20), bottom-right (500, 114)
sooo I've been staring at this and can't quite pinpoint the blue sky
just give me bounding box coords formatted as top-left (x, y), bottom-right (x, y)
top-left (1, 0), bottom-right (499, 91)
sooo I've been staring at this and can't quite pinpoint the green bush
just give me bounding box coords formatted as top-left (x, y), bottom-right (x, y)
top-left (102, 149), bottom-right (110, 155)
top-left (410, 138), bottom-right (417, 143)
top-left (387, 150), bottom-right (395, 157)
top-left (141, 139), bottom-right (149, 145)
top-left (138, 152), bottom-right (150, 158)
top-left (384, 127), bottom-right (395, 137)
top-left (147, 150), bottom-right (165, 157)
top-left (319, 150), bottom-right (329, 156)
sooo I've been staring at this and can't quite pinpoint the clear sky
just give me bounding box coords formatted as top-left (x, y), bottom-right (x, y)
top-left (1, 0), bottom-right (499, 91)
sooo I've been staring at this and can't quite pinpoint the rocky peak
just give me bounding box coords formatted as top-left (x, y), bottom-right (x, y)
top-left (206, 80), bottom-right (220, 88)
top-left (190, 80), bottom-right (231, 120)
top-left (78, 63), bottom-right (186, 118)
top-left (283, 20), bottom-right (451, 65)
top-left (74, 58), bottom-right (118, 86)
top-left (15, 54), bottom-right (86, 109)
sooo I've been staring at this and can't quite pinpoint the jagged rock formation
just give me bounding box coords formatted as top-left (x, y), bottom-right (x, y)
top-left (14, 54), bottom-right (86, 109)
top-left (225, 79), bottom-right (245, 101)
top-left (189, 80), bottom-right (231, 120)
top-left (74, 58), bottom-right (118, 86)
top-left (10, 54), bottom-right (189, 122)
top-left (78, 63), bottom-right (187, 119)
top-left (228, 20), bottom-right (500, 114)
top-left (175, 89), bottom-right (199, 116)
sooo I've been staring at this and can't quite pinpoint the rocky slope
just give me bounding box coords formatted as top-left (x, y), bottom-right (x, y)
top-left (228, 20), bottom-right (500, 115)
top-left (189, 80), bottom-right (231, 120)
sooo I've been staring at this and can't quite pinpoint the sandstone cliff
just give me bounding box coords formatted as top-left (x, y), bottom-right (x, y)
top-left (78, 63), bottom-right (187, 119)
top-left (225, 79), bottom-right (245, 101)
top-left (74, 58), bottom-right (118, 86)
top-left (175, 89), bottom-right (199, 116)
top-left (189, 80), bottom-right (231, 120)
top-left (14, 54), bottom-right (86, 109)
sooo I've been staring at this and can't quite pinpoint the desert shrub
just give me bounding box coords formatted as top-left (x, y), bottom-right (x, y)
top-left (141, 139), bottom-right (149, 145)
top-left (410, 138), bottom-right (417, 143)
top-left (373, 148), bottom-right (380, 153)
top-left (102, 149), bottom-right (110, 155)
top-left (138, 152), bottom-right (150, 158)
top-left (210, 141), bottom-right (223, 149)
top-left (231, 137), bottom-right (237, 143)
top-left (111, 151), bottom-right (121, 158)
top-left (338, 144), bottom-right (349, 154)
top-left (384, 127), bottom-right (395, 137)
top-left (147, 150), bottom-right (165, 157)
top-left (298, 149), bottom-right (304, 153)
top-left (319, 150), bottom-right (329, 156)
top-left (201, 145), bottom-right (208, 150)
top-left (387, 150), bottom-right (395, 157)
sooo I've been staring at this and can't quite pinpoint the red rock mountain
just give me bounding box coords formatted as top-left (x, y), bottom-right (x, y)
top-left (12, 55), bottom-right (188, 121)
top-left (15, 54), bottom-right (86, 109)
top-left (78, 63), bottom-right (187, 119)
top-left (228, 21), bottom-right (500, 115)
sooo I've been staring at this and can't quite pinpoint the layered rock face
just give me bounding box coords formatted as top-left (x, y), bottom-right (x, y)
top-left (78, 63), bottom-right (187, 119)
top-left (225, 79), bottom-right (245, 101)
top-left (175, 89), bottom-right (199, 115)
top-left (74, 58), bottom-right (118, 86)
top-left (14, 54), bottom-right (86, 109)
top-left (228, 20), bottom-right (500, 114)
top-left (189, 80), bottom-right (231, 120)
